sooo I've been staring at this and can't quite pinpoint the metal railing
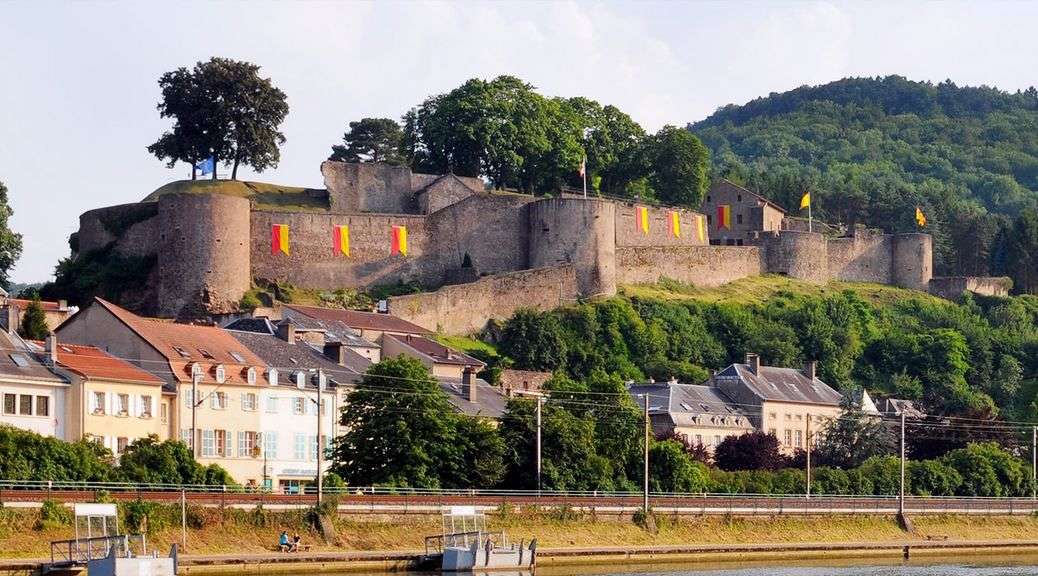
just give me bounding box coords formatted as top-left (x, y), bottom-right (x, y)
top-left (49, 534), bottom-right (147, 565)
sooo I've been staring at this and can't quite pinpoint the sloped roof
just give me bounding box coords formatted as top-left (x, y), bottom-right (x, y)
top-left (439, 376), bottom-right (506, 418)
top-left (0, 331), bottom-right (65, 384)
top-left (284, 304), bottom-right (430, 335)
top-left (93, 298), bottom-right (266, 385)
top-left (628, 382), bottom-right (754, 429)
top-left (709, 179), bottom-right (788, 214)
top-left (228, 330), bottom-right (369, 384)
top-left (385, 334), bottom-right (485, 368)
top-left (714, 363), bottom-right (842, 405)
top-left (223, 317), bottom-right (276, 334)
top-left (32, 341), bottom-right (162, 384)
top-left (274, 316), bottom-right (378, 349)
top-left (4, 298), bottom-right (67, 312)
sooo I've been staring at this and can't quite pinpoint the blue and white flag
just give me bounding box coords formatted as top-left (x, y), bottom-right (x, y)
top-left (195, 156), bottom-right (214, 176)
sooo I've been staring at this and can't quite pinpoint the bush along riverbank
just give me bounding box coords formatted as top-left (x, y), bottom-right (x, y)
top-left (7, 499), bottom-right (1038, 559)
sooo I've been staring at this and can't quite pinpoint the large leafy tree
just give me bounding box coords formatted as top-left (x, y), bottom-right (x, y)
top-left (645, 125), bottom-right (710, 208)
top-left (713, 431), bottom-right (786, 471)
top-left (329, 118), bottom-right (405, 164)
top-left (148, 57), bottom-right (289, 180)
top-left (992, 208), bottom-right (1038, 294)
top-left (118, 435), bottom-right (233, 485)
top-left (814, 394), bottom-right (895, 469)
top-left (0, 181), bottom-right (23, 290)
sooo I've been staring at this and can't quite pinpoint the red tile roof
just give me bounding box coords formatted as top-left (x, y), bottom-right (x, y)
top-left (6, 298), bottom-right (66, 312)
top-left (285, 304), bottom-right (430, 335)
top-left (387, 334), bottom-right (485, 368)
top-left (94, 298), bottom-right (267, 385)
top-left (35, 341), bottom-right (163, 384)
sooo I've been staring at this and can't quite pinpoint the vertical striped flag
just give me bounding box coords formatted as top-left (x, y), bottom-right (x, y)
top-left (637, 207), bottom-right (649, 234)
top-left (716, 205), bottom-right (731, 230)
top-left (333, 225), bottom-right (350, 257)
top-left (391, 225), bottom-right (408, 256)
top-left (271, 224), bottom-right (289, 255)
top-left (669, 211), bottom-right (681, 238)
top-left (696, 214), bottom-right (705, 242)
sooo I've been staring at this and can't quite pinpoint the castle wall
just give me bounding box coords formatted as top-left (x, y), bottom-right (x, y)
top-left (427, 193), bottom-right (534, 276)
top-left (321, 161), bottom-right (417, 214)
top-left (418, 176), bottom-right (482, 215)
top-left (616, 246), bottom-right (763, 287)
top-left (893, 233), bottom-right (933, 291)
top-left (528, 199), bottom-right (616, 297)
top-left (929, 276), bottom-right (1013, 299)
top-left (614, 204), bottom-right (709, 247)
top-left (157, 194), bottom-right (251, 319)
top-left (388, 264), bottom-right (578, 335)
top-left (762, 231), bottom-right (828, 283)
top-left (77, 203), bottom-right (160, 257)
top-left (250, 210), bottom-right (440, 289)
top-left (826, 229), bottom-right (894, 284)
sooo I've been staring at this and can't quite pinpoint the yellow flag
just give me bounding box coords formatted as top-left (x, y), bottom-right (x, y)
top-left (915, 206), bottom-right (927, 228)
top-left (800, 192), bottom-right (811, 210)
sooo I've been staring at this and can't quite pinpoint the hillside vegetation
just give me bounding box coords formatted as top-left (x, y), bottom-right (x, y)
top-left (689, 76), bottom-right (1038, 288)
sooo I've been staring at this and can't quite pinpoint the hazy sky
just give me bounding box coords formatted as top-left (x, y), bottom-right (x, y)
top-left (2, 0), bottom-right (1036, 283)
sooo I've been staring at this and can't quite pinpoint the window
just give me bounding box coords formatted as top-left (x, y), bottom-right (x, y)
top-left (293, 398), bottom-right (305, 415)
top-left (92, 391), bottom-right (106, 415)
top-left (242, 393), bottom-right (257, 411)
top-left (785, 414), bottom-right (792, 420)
top-left (265, 395), bottom-right (278, 413)
top-left (211, 392), bottom-right (227, 410)
top-left (190, 363), bottom-right (203, 377)
top-left (238, 431), bottom-right (257, 457)
top-left (3, 393), bottom-right (16, 414)
top-left (117, 437), bottom-right (129, 454)
top-left (707, 195), bottom-right (712, 202)
top-left (183, 388), bottom-right (194, 408)
top-left (230, 352), bottom-right (246, 363)
top-left (139, 395), bottom-right (153, 418)
top-left (19, 394), bottom-right (33, 415)
top-left (246, 368), bottom-right (257, 385)
top-left (784, 429), bottom-right (792, 446)
top-left (713, 435), bottom-right (721, 448)
top-left (294, 433), bottom-right (306, 460)
top-left (215, 429), bottom-right (228, 457)
top-left (796, 414), bottom-right (803, 421)
top-left (199, 349), bottom-right (215, 360)
top-left (214, 365), bottom-right (226, 384)
top-left (695, 434), bottom-right (703, 446)
top-left (768, 412), bottom-right (777, 420)
top-left (737, 194), bottom-right (742, 202)
top-left (263, 431), bottom-right (278, 459)
top-left (268, 369), bottom-right (279, 387)
top-left (795, 430), bottom-right (803, 448)
top-left (306, 398), bottom-right (318, 416)
top-left (173, 346), bottom-right (192, 359)
top-left (160, 403), bottom-right (168, 424)
top-left (36, 396), bottom-right (49, 417)
top-left (180, 429), bottom-right (193, 449)
top-left (308, 435), bottom-right (318, 461)
top-left (9, 354), bottom-right (29, 367)
top-left (294, 372), bottom-right (305, 388)
top-left (117, 394), bottom-right (130, 416)
top-left (201, 430), bottom-right (216, 457)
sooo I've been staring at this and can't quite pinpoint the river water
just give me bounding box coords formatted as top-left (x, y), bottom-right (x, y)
top-left (528, 559), bottom-right (1038, 576)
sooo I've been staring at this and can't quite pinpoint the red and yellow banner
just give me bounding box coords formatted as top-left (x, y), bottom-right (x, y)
top-left (716, 205), bottom-right (731, 230)
top-left (637, 207), bottom-right (649, 234)
top-left (696, 214), bottom-right (705, 242)
top-left (669, 212), bottom-right (681, 238)
top-left (332, 225), bottom-right (350, 257)
top-left (391, 225), bottom-right (408, 256)
top-left (271, 224), bottom-right (289, 255)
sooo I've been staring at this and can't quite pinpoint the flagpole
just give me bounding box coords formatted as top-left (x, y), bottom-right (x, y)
top-left (582, 160), bottom-right (587, 199)
top-left (808, 200), bottom-right (812, 233)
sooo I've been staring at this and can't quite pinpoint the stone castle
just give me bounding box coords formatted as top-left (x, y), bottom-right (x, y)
top-left (73, 161), bottom-right (1004, 333)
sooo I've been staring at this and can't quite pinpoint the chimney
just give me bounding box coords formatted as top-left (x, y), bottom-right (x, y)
top-left (45, 334), bottom-right (58, 366)
top-left (668, 376), bottom-right (678, 386)
top-left (463, 369), bottom-right (477, 403)
top-left (275, 321), bottom-right (295, 343)
top-left (745, 353), bottom-right (760, 375)
top-left (323, 341), bottom-right (345, 365)
top-left (802, 360), bottom-right (817, 381)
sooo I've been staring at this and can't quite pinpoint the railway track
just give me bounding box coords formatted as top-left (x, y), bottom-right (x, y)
top-left (3, 489), bottom-right (1038, 515)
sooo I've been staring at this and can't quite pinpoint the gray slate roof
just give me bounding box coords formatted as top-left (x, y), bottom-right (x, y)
top-left (227, 330), bottom-right (370, 385)
top-left (715, 364), bottom-right (842, 405)
top-left (438, 376), bottom-right (507, 418)
top-left (628, 382), bottom-right (753, 430)
top-left (0, 331), bottom-right (66, 384)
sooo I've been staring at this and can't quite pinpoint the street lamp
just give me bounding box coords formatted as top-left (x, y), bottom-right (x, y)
top-left (309, 369), bottom-right (326, 506)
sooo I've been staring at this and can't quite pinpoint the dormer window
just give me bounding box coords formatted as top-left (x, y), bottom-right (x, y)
top-left (267, 368), bottom-right (279, 387)
top-left (294, 371), bottom-right (305, 388)
top-left (214, 365), bottom-right (226, 384)
top-left (246, 367), bottom-right (257, 385)
top-left (190, 363), bottom-right (203, 378)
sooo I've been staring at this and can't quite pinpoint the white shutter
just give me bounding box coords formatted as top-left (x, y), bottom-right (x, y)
top-left (106, 392), bottom-right (113, 415)
top-left (134, 396), bottom-right (141, 417)
top-left (90, 392), bottom-right (98, 414)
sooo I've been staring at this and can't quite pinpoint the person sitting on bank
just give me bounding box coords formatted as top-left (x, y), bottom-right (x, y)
top-left (291, 533), bottom-right (302, 552)
top-left (278, 530), bottom-right (290, 552)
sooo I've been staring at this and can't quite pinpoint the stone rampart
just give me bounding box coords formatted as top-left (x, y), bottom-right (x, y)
top-left (762, 231), bottom-right (828, 283)
top-left (614, 203), bottom-right (709, 247)
top-left (77, 203), bottom-right (160, 257)
top-left (893, 233), bottom-right (933, 291)
top-left (321, 161), bottom-right (417, 214)
top-left (826, 228), bottom-right (893, 284)
top-left (388, 264), bottom-right (579, 335)
top-left (427, 193), bottom-right (534, 276)
top-left (929, 276), bottom-right (1012, 299)
top-left (528, 198), bottom-right (616, 297)
top-left (616, 246), bottom-right (763, 287)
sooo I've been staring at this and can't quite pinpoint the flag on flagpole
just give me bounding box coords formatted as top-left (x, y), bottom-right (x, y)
top-left (578, 157), bottom-right (586, 178)
top-left (716, 205), bottom-right (731, 230)
top-left (391, 225), bottom-right (408, 256)
top-left (669, 212), bottom-right (681, 238)
top-left (637, 207), bottom-right (649, 234)
top-left (195, 156), bottom-right (215, 176)
top-left (800, 192), bottom-right (811, 209)
top-left (271, 224), bottom-right (289, 255)
top-left (332, 225), bottom-right (350, 257)
top-left (915, 206), bottom-right (927, 228)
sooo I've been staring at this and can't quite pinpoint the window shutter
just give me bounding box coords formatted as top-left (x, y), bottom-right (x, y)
top-left (90, 392), bottom-right (98, 414)
top-left (237, 431), bottom-right (245, 457)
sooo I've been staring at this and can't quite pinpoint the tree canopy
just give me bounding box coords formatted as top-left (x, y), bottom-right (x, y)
top-left (0, 181), bottom-right (23, 290)
top-left (329, 118), bottom-right (405, 165)
top-left (147, 57), bottom-right (289, 180)
top-left (18, 294), bottom-right (49, 340)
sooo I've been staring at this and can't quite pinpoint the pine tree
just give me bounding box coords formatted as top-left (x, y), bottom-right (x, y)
top-left (19, 296), bottom-right (50, 340)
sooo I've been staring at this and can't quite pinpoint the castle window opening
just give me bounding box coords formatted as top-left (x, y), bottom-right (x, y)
top-left (737, 195), bottom-right (742, 201)
top-left (736, 214), bottom-right (743, 225)
top-left (736, 239), bottom-right (744, 246)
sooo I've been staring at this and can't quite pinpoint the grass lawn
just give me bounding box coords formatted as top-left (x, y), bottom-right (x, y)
top-left (143, 180), bottom-right (328, 211)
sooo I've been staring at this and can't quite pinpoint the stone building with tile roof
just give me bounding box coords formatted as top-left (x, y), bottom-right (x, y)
top-left (628, 380), bottom-right (754, 452)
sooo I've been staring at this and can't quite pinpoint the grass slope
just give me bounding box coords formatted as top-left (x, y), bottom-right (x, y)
top-left (619, 275), bottom-right (951, 307)
top-left (143, 180), bottom-right (328, 211)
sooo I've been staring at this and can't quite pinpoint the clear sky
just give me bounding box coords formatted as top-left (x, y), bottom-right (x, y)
top-left (1, 0), bottom-right (1036, 283)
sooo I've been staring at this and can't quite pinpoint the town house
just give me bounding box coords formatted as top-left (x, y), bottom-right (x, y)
top-left (629, 379), bottom-right (755, 451)
top-left (0, 330), bottom-right (67, 438)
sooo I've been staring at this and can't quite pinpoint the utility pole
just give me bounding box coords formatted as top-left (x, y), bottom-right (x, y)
top-left (190, 373), bottom-right (200, 458)
top-left (643, 394), bottom-right (650, 514)
top-left (1032, 426), bottom-right (1036, 501)
top-left (314, 369), bottom-right (325, 506)
top-left (180, 489), bottom-right (187, 550)
top-left (899, 411), bottom-right (906, 516)
top-left (536, 396), bottom-right (543, 495)
top-left (805, 416), bottom-right (812, 499)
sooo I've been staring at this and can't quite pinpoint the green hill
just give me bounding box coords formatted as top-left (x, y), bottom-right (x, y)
top-left (142, 179), bottom-right (328, 211)
top-left (688, 76), bottom-right (1038, 281)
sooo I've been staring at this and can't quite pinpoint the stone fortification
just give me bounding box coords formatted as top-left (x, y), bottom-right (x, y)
top-left (929, 276), bottom-right (1012, 299)
top-left (70, 161), bottom-right (941, 326)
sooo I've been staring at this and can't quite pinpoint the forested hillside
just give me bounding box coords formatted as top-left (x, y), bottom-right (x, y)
top-left (689, 76), bottom-right (1038, 290)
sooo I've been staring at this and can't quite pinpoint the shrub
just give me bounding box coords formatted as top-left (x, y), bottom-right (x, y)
top-left (714, 431), bottom-right (785, 471)
top-left (36, 499), bottom-right (71, 530)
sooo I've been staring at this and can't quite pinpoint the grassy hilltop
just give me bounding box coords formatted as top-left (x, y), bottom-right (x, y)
top-left (143, 180), bottom-right (328, 211)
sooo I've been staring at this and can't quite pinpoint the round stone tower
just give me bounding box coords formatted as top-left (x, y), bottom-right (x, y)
top-left (763, 231), bottom-right (829, 283)
top-left (157, 193), bottom-right (251, 319)
top-left (892, 233), bottom-right (933, 291)
top-left (527, 198), bottom-right (616, 297)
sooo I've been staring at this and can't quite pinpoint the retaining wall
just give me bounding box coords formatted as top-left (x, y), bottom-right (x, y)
top-left (616, 246), bottom-right (763, 287)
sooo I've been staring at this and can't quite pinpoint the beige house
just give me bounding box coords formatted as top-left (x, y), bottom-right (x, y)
top-left (629, 380), bottom-right (754, 451)
top-left (710, 354), bottom-right (844, 454)
top-left (57, 298), bottom-right (270, 484)
top-left (0, 294), bottom-right (74, 334)
top-left (35, 337), bottom-right (170, 452)
top-left (382, 334), bottom-right (484, 379)
top-left (701, 180), bottom-right (787, 246)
